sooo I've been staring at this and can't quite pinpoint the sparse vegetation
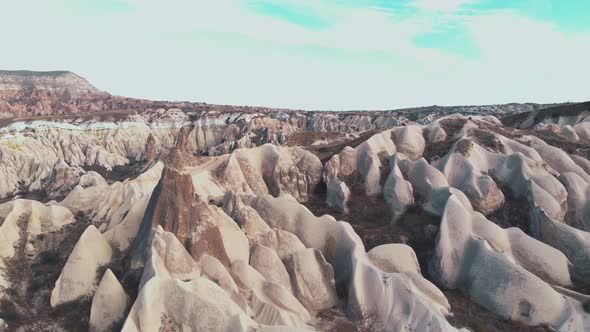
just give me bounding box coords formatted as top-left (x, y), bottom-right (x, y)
top-left (0, 213), bottom-right (91, 330)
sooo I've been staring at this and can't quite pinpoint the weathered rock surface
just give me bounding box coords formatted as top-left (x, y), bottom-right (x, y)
top-left (222, 144), bottom-right (323, 202)
top-left (250, 243), bottom-right (293, 293)
top-left (325, 176), bottom-right (351, 213)
top-left (133, 161), bottom-right (248, 269)
top-left (324, 130), bottom-right (396, 200)
top-left (229, 260), bottom-right (311, 327)
top-left (367, 244), bottom-right (421, 274)
top-left (258, 228), bottom-right (307, 260)
top-left (431, 196), bottom-right (587, 330)
top-left (122, 277), bottom-right (256, 332)
top-left (382, 158), bottom-right (414, 220)
top-left (60, 162), bottom-right (163, 250)
top-left (4, 73), bottom-right (590, 332)
top-left (0, 70), bottom-right (99, 97)
top-left (50, 225), bottom-right (113, 307)
top-left (284, 248), bottom-right (337, 311)
top-left (0, 199), bottom-right (75, 259)
top-left (251, 195), bottom-right (457, 331)
top-left (138, 225), bottom-right (200, 290)
top-left (90, 269), bottom-right (129, 332)
top-left (393, 125), bottom-right (425, 160)
top-left (199, 254), bottom-right (250, 313)
top-left (221, 191), bottom-right (271, 239)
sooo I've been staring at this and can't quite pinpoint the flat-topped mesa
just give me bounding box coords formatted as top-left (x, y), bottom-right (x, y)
top-left (0, 70), bottom-right (100, 97)
top-left (0, 70), bottom-right (111, 117)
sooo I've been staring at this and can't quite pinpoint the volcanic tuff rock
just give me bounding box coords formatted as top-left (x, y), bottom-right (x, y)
top-left (50, 225), bottom-right (113, 307)
top-left (284, 248), bottom-right (338, 311)
top-left (0, 199), bottom-right (75, 287)
top-left (367, 243), bottom-right (421, 274)
top-left (3, 71), bottom-right (590, 331)
top-left (0, 70), bottom-right (100, 96)
top-left (250, 243), bottom-right (293, 293)
top-left (90, 269), bottom-right (130, 332)
top-left (122, 277), bottom-right (257, 332)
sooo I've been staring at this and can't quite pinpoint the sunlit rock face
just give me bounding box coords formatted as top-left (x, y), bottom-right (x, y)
top-left (3, 71), bottom-right (590, 331)
top-left (0, 70), bottom-right (99, 97)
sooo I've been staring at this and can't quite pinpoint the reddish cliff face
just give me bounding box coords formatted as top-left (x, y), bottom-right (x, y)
top-left (146, 165), bottom-right (197, 247)
top-left (131, 129), bottom-right (200, 267)
top-left (131, 127), bottom-right (209, 263)
top-left (0, 70), bottom-right (100, 96)
top-left (0, 88), bottom-right (168, 119)
top-left (143, 127), bottom-right (199, 245)
top-left (0, 70), bottom-right (100, 117)
top-left (0, 70), bottom-right (300, 119)
top-left (142, 133), bottom-right (159, 162)
top-left (139, 164), bottom-right (240, 267)
top-left (167, 127), bottom-right (195, 168)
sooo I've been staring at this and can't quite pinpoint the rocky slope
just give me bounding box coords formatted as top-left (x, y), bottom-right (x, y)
top-left (0, 70), bottom-right (303, 119)
top-left (1, 71), bottom-right (590, 332)
top-left (0, 70), bottom-right (99, 96)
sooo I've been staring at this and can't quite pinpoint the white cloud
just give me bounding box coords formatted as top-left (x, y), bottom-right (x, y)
top-left (409, 0), bottom-right (475, 12)
top-left (461, 12), bottom-right (590, 103)
top-left (0, 0), bottom-right (587, 109)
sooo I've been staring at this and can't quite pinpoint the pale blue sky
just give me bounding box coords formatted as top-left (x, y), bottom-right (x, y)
top-left (1, 0), bottom-right (588, 109)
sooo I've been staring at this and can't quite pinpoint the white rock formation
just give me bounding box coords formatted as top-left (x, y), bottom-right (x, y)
top-left (530, 205), bottom-right (590, 281)
top-left (90, 269), bottom-right (129, 332)
top-left (199, 254), bottom-right (239, 293)
top-left (424, 124), bottom-right (576, 218)
top-left (60, 162), bottom-right (164, 250)
top-left (431, 195), bottom-right (588, 329)
top-left (433, 139), bottom-right (505, 214)
top-left (325, 176), bottom-right (351, 213)
top-left (258, 228), bottom-right (307, 260)
top-left (122, 277), bottom-right (256, 332)
top-left (199, 254), bottom-right (251, 313)
top-left (251, 243), bottom-right (293, 293)
top-left (571, 155), bottom-right (590, 175)
top-left (51, 225), bottom-right (113, 307)
top-left (222, 144), bottom-right (323, 202)
top-left (139, 225), bottom-right (200, 290)
top-left (189, 203), bottom-right (250, 268)
top-left (324, 130), bottom-right (396, 199)
top-left (6, 97), bottom-right (590, 331)
top-left (519, 135), bottom-right (590, 182)
top-left (284, 248), bottom-right (338, 311)
top-left (0, 199), bottom-right (74, 259)
top-left (559, 172), bottom-right (590, 231)
top-left (251, 195), bottom-right (458, 331)
top-left (397, 157), bottom-right (471, 215)
top-left (393, 125), bottom-right (425, 160)
top-left (562, 125), bottom-right (580, 141)
top-left (229, 260), bottom-right (311, 327)
top-left (222, 191), bottom-right (271, 239)
top-left (0, 199), bottom-right (75, 287)
top-left (427, 125), bottom-right (447, 143)
top-left (382, 158), bottom-right (414, 219)
top-left (0, 126), bottom-right (131, 197)
top-left (367, 244), bottom-right (421, 274)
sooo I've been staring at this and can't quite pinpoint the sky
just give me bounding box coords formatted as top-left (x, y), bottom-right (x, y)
top-left (1, 0), bottom-right (589, 110)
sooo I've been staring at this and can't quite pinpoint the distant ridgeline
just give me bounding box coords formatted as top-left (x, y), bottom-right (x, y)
top-left (0, 70), bottom-right (100, 97)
